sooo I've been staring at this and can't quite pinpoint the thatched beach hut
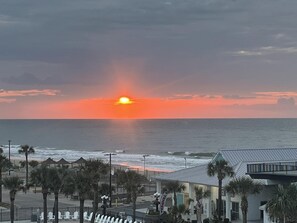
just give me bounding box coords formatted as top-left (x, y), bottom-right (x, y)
top-left (56, 158), bottom-right (70, 167)
top-left (42, 157), bottom-right (57, 166)
top-left (71, 157), bottom-right (86, 167)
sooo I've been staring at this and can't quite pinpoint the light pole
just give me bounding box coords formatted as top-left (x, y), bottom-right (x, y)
top-left (143, 154), bottom-right (149, 177)
top-left (8, 140), bottom-right (11, 175)
top-left (101, 195), bottom-right (109, 215)
top-left (104, 153), bottom-right (116, 207)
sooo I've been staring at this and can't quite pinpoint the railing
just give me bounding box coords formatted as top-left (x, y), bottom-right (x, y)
top-left (0, 206), bottom-right (159, 222)
top-left (0, 206), bottom-right (91, 222)
top-left (247, 162), bottom-right (297, 174)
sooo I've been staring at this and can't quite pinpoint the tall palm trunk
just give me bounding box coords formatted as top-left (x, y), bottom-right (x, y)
top-left (25, 153), bottom-right (28, 190)
top-left (91, 190), bottom-right (98, 223)
top-left (196, 208), bottom-right (203, 223)
top-left (0, 168), bottom-right (2, 203)
top-left (79, 198), bottom-right (85, 223)
top-left (10, 192), bottom-right (15, 223)
top-left (132, 193), bottom-right (137, 222)
top-left (173, 190), bottom-right (177, 223)
top-left (241, 196), bottom-right (248, 223)
top-left (54, 192), bottom-right (59, 223)
top-left (218, 179), bottom-right (222, 220)
top-left (43, 190), bottom-right (48, 223)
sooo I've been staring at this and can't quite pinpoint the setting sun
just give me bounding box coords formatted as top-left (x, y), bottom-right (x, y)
top-left (118, 96), bottom-right (133, 105)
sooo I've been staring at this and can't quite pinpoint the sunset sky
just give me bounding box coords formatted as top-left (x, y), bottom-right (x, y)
top-left (1, 0), bottom-right (297, 119)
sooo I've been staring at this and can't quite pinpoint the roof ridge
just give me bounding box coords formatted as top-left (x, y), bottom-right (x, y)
top-left (220, 147), bottom-right (297, 152)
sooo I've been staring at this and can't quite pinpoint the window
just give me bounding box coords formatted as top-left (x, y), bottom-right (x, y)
top-left (231, 202), bottom-right (239, 220)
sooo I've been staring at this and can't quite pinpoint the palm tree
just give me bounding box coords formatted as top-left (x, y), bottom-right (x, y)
top-left (48, 167), bottom-right (69, 223)
top-left (63, 170), bottom-right (92, 223)
top-left (99, 183), bottom-right (115, 196)
top-left (117, 169), bottom-right (147, 222)
top-left (18, 145), bottom-right (35, 189)
top-left (194, 186), bottom-right (211, 223)
top-left (207, 160), bottom-right (234, 221)
top-left (31, 165), bottom-right (51, 223)
top-left (266, 184), bottom-right (297, 223)
top-left (163, 181), bottom-right (186, 223)
top-left (82, 160), bottom-right (108, 223)
top-left (225, 177), bottom-right (262, 223)
top-left (0, 151), bottom-right (12, 202)
top-left (2, 176), bottom-right (23, 223)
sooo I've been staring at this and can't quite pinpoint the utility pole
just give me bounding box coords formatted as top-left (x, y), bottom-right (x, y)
top-left (8, 140), bottom-right (11, 175)
top-left (104, 153), bottom-right (116, 207)
top-left (143, 154), bottom-right (149, 177)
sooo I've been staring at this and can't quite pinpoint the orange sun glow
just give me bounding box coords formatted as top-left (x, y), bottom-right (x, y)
top-left (117, 96), bottom-right (133, 105)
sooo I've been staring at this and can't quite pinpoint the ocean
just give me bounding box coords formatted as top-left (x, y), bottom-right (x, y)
top-left (0, 119), bottom-right (297, 171)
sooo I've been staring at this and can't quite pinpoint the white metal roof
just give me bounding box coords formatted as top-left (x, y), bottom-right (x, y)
top-left (154, 163), bottom-right (221, 186)
top-left (218, 148), bottom-right (297, 166)
top-left (154, 148), bottom-right (297, 185)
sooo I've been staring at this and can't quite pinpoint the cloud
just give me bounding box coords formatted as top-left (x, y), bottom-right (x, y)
top-left (1, 0), bottom-right (297, 109)
top-left (0, 98), bottom-right (16, 103)
top-left (167, 94), bottom-right (197, 100)
top-left (167, 94), bottom-right (220, 100)
top-left (0, 89), bottom-right (60, 97)
top-left (231, 46), bottom-right (297, 57)
top-left (2, 73), bottom-right (45, 85)
top-left (255, 91), bottom-right (297, 98)
top-left (277, 97), bottom-right (295, 107)
top-left (223, 95), bottom-right (255, 99)
top-left (273, 33), bottom-right (290, 40)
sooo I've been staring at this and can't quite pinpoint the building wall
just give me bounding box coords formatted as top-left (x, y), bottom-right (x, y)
top-left (247, 185), bottom-right (274, 221)
top-left (156, 179), bottom-right (276, 222)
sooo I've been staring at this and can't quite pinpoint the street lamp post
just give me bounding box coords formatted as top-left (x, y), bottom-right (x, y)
top-left (104, 153), bottom-right (116, 207)
top-left (101, 195), bottom-right (109, 215)
top-left (143, 154), bottom-right (149, 177)
top-left (8, 140), bottom-right (11, 175)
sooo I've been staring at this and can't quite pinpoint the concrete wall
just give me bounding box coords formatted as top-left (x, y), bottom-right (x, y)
top-left (247, 185), bottom-right (274, 221)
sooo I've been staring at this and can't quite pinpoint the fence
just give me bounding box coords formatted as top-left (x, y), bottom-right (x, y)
top-left (0, 206), bottom-right (161, 222)
top-left (0, 206), bottom-right (90, 222)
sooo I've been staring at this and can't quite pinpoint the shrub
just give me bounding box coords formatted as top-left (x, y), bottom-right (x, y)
top-left (223, 218), bottom-right (229, 223)
top-left (203, 218), bottom-right (210, 223)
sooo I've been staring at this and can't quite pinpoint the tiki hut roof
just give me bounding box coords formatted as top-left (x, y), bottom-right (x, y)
top-left (42, 157), bottom-right (56, 165)
top-left (72, 157), bottom-right (86, 164)
top-left (56, 158), bottom-right (70, 165)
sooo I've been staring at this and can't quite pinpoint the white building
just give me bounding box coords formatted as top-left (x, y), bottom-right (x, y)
top-left (154, 148), bottom-right (297, 223)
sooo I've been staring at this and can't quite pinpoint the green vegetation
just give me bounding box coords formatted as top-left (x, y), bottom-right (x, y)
top-left (63, 169), bottom-right (92, 223)
top-left (266, 184), bottom-right (297, 223)
top-left (163, 181), bottom-right (186, 223)
top-left (29, 160), bottom-right (39, 168)
top-left (31, 165), bottom-right (52, 223)
top-left (0, 148), bottom-right (12, 202)
top-left (207, 160), bottom-right (234, 221)
top-left (3, 176), bottom-right (23, 223)
top-left (18, 145), bottom-right (35, 189)
top-left (48, 167), bottom-right (70, 223)
top-left (194, 186), bottom-right (210, 223)
top-left (225, 177), bottom-right (263, 223)
top-left (117, 169), bottom-right (147, 222)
